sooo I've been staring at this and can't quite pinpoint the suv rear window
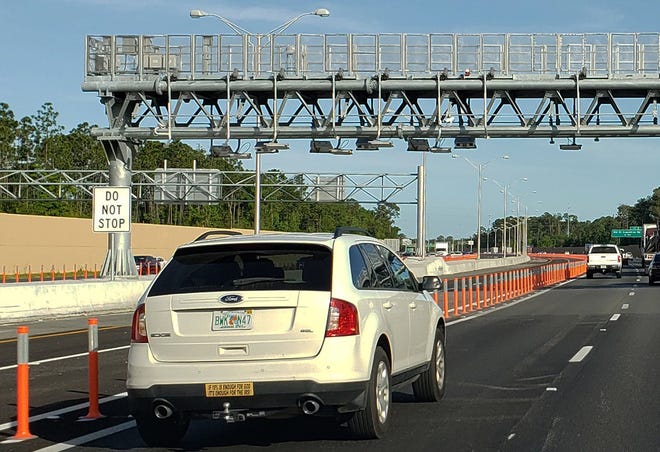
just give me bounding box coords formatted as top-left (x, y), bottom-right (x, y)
top-left (148, 243), bottom-right (331, 296)
top-left (590, 246), bottom-right (617, 253)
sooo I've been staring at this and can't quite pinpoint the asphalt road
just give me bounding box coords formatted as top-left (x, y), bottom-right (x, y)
top-left (0, 265), bottom-right (658, 451)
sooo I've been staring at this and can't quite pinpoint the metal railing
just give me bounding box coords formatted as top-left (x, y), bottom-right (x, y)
top-left (85, 33), bottom-right (660, 81)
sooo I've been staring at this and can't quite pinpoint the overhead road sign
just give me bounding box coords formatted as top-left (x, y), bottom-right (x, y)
top-left (611, 229), bottom-right (642, 238)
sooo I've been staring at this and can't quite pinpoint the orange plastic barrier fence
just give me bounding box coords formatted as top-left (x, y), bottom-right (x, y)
top-left (439, 259), bottom-right (585, 319)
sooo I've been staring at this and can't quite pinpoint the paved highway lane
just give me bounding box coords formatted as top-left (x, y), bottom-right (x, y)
top-left (1, 266), bottom-right (658, 451)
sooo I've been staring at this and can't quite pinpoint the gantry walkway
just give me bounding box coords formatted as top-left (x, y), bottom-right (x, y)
top-left (83, 32), bottom-right (660, 142)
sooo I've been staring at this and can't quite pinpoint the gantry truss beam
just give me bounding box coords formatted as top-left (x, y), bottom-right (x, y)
top-left (83, 33), bottom-right (660, 142)
top-left (0, 170), bottom-right (418, 204)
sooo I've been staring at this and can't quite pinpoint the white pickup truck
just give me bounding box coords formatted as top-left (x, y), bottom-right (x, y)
top-left (586, 244), bottom-right (622, 279)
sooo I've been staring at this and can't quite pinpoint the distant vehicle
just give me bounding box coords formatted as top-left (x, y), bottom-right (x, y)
top-left (435, 241), bottom-right (449, 256)
top-left (620, 249), bottom-right (633, 266)
top-left (648, 253), bottom-right (660, 285)
top-left (127, 229), bottom-right (446, 446)
top-left (586, 244), bottom-right (622, 279)
top-left (641, 223), bottom-right (659, 269)
top-left (134, 255), bottom-right (160, 275)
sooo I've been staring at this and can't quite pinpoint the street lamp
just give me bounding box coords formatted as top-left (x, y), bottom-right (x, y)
top-left (190, 7), bottom-right (331, 235)
top-left (491, 176), bottom-right (526, 258)
top-left (451, 153), bottom-right (509, 259)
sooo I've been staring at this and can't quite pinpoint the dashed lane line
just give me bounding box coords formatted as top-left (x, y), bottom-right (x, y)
top-left (569, 346), bottom-right (594, 363)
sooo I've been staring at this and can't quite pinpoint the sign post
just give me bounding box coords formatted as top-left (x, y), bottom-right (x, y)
top-left (93, 187), bottom-right (131, 280)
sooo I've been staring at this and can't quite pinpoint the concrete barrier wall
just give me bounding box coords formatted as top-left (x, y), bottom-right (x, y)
top-left (405, 255), bottom-right (530, 280)
top-left (0, 256), bottom-right (533, 323)
top-left (0, 213), bottom-right (253, 272)
top-left (0, 278), bottom-right (153, 322)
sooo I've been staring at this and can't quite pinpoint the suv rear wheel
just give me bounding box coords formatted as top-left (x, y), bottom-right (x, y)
top-left (135, 410), bottom-right (190, 447)
top-left (347, 347), bottom-right (391, 439)
top-left (413, 328), bottom-right (446, 402)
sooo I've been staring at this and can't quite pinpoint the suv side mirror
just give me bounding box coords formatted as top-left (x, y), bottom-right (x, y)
top-left (421, 275), bottom-right (442, 292)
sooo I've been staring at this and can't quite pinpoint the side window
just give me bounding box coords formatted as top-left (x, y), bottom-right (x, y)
top-left (379, 246), bottom-right (417, 291)
top-left (360, 243), bottom-right (393, 288)
top-left (349, 245), bottom-right (373, 288)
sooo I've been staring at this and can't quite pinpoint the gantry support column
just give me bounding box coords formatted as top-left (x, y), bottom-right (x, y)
top-left (99, 138), bottom-right (138, 277)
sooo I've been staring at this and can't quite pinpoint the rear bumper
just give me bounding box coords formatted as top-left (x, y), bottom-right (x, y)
top-left (587, 265), bottom-right (621, 273)
top-left (128, 380), bottom-right (368, 415)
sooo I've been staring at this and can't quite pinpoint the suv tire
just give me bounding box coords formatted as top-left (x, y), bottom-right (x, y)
top-left (412, 328), bottom-right (446, 402)
top-left (586, 271), bottom-right (593, 279)
top-left (616, 271), bottom-right (622, 279)
top-left (135, 410), bottom-right (190, 447)
top-left (347, 347), bottom-right (391, 439)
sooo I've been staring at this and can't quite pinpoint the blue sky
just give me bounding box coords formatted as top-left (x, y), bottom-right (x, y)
top-left (2, 1), bottom-right (660, 239)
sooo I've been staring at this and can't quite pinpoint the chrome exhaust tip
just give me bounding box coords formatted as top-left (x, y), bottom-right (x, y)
top-left (301, 398), bottom-right (321, 415)
top-left (153, 399), bottom-right (174, 419)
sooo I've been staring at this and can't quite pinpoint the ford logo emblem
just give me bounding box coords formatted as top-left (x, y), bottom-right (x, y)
top-left (220, 294), bottom-right (243, 304)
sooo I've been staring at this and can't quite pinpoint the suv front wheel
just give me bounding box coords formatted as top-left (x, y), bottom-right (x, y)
top-left (347, 346), bottom-right (391, 439)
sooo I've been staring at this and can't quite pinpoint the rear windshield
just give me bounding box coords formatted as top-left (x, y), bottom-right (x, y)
top-left (148, 243), bottom-right (331, 296)
top-left (590, 246), bottom-right (618, 254)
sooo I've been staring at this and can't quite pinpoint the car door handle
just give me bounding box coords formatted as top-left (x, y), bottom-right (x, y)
top-left (383, 301), bottom-right (393, 310)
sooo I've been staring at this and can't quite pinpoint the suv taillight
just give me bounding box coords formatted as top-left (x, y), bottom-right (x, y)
top-left (131, 304), bottom-right (148, 343)
top-left (325, 298), bottom-right (359, 337)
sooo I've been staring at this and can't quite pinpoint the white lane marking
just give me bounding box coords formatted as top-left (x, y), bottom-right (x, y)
top-left (546, 387), bottom-right (558, 392)
top-left (0, 392), bottom-right (127, 432)
top-left (34, 420), bottom-right (136, 452)
top-left (0, 345), bottom-right (129, 371)
top-left (628, 292), bottom-right (635, 296)
top-left (600, 328), bottom-right (607, 332)
top-left (610, 314), bottom-right (621, 321)
top-left (446, 278), bottom-right (576, 326)
top-left (622, 304), bottom-right (629, 310)
top-left (507, 433), bottom-right (516, 440)
top-left (569, 346), bottom-right (593, 363)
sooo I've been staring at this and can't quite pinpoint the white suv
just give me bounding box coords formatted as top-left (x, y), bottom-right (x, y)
top-left (127, 228), bottom-right (446, 446)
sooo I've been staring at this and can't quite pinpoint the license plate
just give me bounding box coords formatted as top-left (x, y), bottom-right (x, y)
top-left (205, 382), bottom-right (254, 397)
top-left (600, 265), bottom-right (607, 269)
top-left (212, 310), bottom-right (253, 331)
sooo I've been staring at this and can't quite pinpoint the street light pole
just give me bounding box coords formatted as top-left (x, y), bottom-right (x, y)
top-left (190, 7), bottom-right (330, 235)
top-left (453, 153), bottom-right (509, 259)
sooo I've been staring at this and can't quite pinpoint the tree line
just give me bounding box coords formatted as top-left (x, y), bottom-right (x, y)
top-left (0, 102), bottom-right (400, 238)
top-left (3, 101), bottom-right (660, 246)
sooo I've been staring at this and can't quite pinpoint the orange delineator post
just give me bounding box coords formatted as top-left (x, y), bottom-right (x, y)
top-left (475, 275), bottom-right (481, 310)
top-left (468, 277), bottom-right (474, 312)
top-left (453, 277), bottom-right (459, 317)
top-left (443, 279), bottom-right (449, 317)
top-left (81, 318), bottom-right (103, 419)
top-left (11, 326), bottom-right (35, 441)
top-left (461, 277), bottom-right (467, 314)
top-left (482, 274), bottom-right (488, 307)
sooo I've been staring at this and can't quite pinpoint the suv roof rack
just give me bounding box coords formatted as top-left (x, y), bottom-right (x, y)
top-left (194, 230), bottom-right (243, 241)
top-left (334, 227), bottom-right (371, 238)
